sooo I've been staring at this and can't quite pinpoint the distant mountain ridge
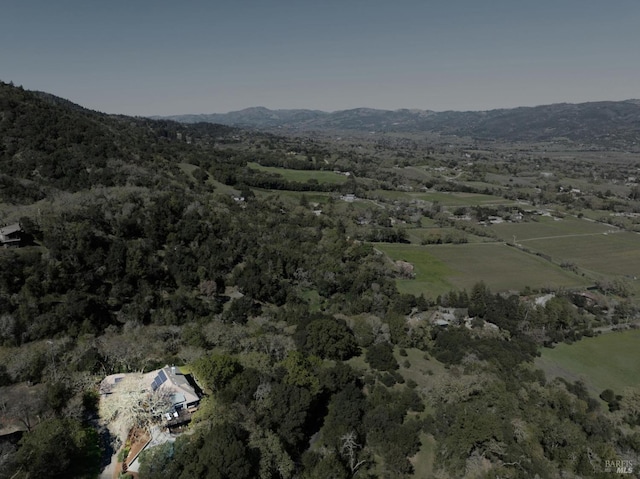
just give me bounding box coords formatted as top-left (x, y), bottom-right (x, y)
top-left (158, 100), bottom-right (640, 148)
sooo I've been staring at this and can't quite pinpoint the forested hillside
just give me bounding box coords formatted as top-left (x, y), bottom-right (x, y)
top-left (1, 81), bottom-right (639, 479)
top-left (162, 100), bottom-right (640, 149)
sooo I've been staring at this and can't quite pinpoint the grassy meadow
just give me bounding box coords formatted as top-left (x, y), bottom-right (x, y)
top-left (536, 329), bottom-right (640, 397)
top-left (247, 162), bottom-right (349, 184)
top-left (490, 215), bottom-right (614, 242)
top-left (368, 189), bottom-right (515, 206)
top-left (523, 231), bottom-right (640, 277)
top-left (377, 242), bottom-right (589, 298)
top-left (253, 189), bottom-right (334, 205)
top-left (410, 191), bottom-right (516, 207)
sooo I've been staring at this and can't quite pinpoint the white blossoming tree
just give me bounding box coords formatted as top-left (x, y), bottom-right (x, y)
top-left (99, 373), bottom-right (173, 442)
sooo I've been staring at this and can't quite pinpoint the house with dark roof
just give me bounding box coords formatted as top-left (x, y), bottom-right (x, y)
top-left (0, 223), bottom-right (23, 248)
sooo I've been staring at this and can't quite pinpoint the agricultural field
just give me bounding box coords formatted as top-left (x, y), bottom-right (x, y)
top-left (488, 215), bottom-right (640, 293)
top-left (396, 166), bottom-right (433, 181)
top-left (377, 242), bottom-right (588, 298)
top-left (523, 231), bottom-right (640, 278)
top-left (375, 243), bottom-right (455, 297)
top-left (367, 190), bottom-right (516, 207)
top-left (247, 162), bottom-right (349, 184)
top-left (458, 180), bottom-right (507, 191)
top-left (410, 191), bottom-right (516, 207)
top-left (489, 215), bottom-right (614, 242)
top-left (535, 329), bottom-right (640, 397)
top-left (368, 189), bottom-right (413, 201)
top-left (253, 189), bottom-right (334, 205)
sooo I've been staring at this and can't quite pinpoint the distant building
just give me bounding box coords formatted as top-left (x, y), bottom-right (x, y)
top-left (430, 307), bottom-right (466, 327)
top-left (0, 223), bottom-right (23, 248)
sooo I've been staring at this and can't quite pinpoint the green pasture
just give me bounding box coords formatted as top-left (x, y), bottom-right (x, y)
top-left (369, 189), bottom-right (516, 206)
top-left (458, 180), bottom-right (506, 191)
top-left (247, 162), bottom-right (348, 184)
top-left (490, 215), bottom-right (613, 241)
top-left (369, 189), bottom-right (411, 201)
top-left (524, 231), bottom-right (640, 277)
top-left (579, 209), bottom-right (622, 222)
top-left (400, 166), bottom-right (433, 181)
top-left (409, 191), bottom-right (516, 207)
top-left (178, 162), bottom-right (240, 195)
top-left (536, 329), bottom-right (640, 397)
top-left (254, 189), bottom-right (334, 205)
top-left (375, 244), bottom-right (455, 297)
top-left (396, 348), bottom-right (448, 391)
top-left (377, 242), bottom-right (588, 297)
top-left (419, 217), bottom-right (438, 227)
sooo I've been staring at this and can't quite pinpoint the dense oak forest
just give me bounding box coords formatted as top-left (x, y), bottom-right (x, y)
top-left (1, 81), bottom-right (639, 478)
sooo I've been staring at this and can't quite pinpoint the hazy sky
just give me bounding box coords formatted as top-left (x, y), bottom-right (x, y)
top-left (1, 1), bottom-right (638, 115)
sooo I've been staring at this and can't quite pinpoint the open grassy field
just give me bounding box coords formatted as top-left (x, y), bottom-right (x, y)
top-left (253, 189), bottom-right (334, 205)
top-left (410, 191), bottom-right (516, 207)
top-left (490, 215), bottom-right (614, 242)
top-left (377, 242), bottom-right (589, 297)
top-left (459, 179), bottom-right (508, 190)
top-left (535, 329), bottom-right (640, 397)
top-left (524, 231), bottom-right (640, 277)
top-left (247, 162), bottom-right (349, 184)
top-left (375, 244), bottom-right (455, 296)
top-left (369, 189), bottom-right (412, 201)
top-left (178, 162), bottom-right (241, 195)
top-left (368, 190), bottom-right (517, 206)
top-left (410, 433), bottom-right (436, 479)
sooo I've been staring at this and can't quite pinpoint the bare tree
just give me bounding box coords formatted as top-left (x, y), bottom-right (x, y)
top-left (256, 333), bottom-right (295, 361)
top-left (340, 430), bottom-right (367, 476)
top-left (97, 334), bottom-right (143, 373)
top-left (0, 383), bottom-right (47, 433)
top-left (99, 374), bottom-right (173, 441)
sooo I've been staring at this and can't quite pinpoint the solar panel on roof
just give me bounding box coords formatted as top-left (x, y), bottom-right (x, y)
top-left (151, 379), bottom-right (159, 391)
top-left (157, 370), bottom-right (167, 384)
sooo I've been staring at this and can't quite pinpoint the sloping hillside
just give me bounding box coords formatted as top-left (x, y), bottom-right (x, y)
top-left (162, 100), bottom-right (640, 148)
top-left (0, 81), bottom-right (236, 201)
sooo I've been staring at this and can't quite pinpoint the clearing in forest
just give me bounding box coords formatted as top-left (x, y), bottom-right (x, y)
top-left (535, 329), bottom-right (640, 397)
